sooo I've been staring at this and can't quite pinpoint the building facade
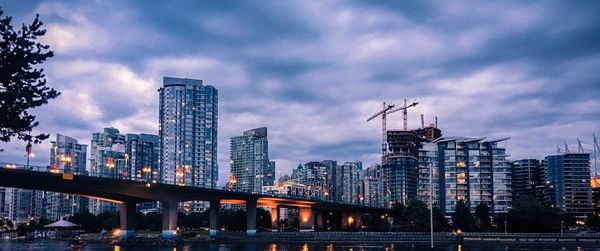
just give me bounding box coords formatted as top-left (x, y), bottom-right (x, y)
top-left (5, 188), bottom-right (43, 224)
top-left (89, 127), bottom-right (127, 215)
top-left (159, 77), bottom-right (218, 212)
top-left (511, 159), bottom-right (548, 204)
top-left (46, 134), bottom-right (88, 220)
top-left (361, 164), bottom-right (383, 207)
top-left (417, 137), bottom-right (512, 215)
top-left (265, 161), bottom-right (276, 186)
top-left (338, 161), bottom-right (362, 204)
top-left (383, 130), bottom-right (421, 206)
top-left (126, 133), bottom-right (160, 213)
top-left (229, 127), bottom-right (269, 193)
top-left (545, 153), bottom-right (593, 216)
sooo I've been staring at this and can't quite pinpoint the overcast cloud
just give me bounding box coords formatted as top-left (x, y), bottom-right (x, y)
top-left (1, 1), bottom-right (599, 185)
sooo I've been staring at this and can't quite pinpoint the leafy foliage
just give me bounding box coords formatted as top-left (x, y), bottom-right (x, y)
top-left (474, 203), bottom-right (493, 231)
top-left (0, 7), bottom-right (59, 144)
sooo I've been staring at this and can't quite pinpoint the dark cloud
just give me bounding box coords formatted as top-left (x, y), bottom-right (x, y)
top-left (1, 1), bottom-right (599, 184)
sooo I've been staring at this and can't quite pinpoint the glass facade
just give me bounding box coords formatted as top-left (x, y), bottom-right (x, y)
top-left (418, 137), bottom-right (512, 215)
top-left (545, 153), bottom-right (593, 215)
top-left (159, 77), bottom-right (218, 212)
top-left (229, 127), bottom-right (269, 193)
top-left (89, 127), bottom-right (127, 214)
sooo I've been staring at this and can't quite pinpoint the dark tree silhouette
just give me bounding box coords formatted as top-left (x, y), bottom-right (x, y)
top-left (0, 7), bottom-right (59, 144)
top-left (452, 200), bottom-right (475, 232)
top-left (474, 202), bottom-right (493, 231)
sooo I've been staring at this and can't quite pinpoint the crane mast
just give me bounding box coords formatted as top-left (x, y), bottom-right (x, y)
top-left (366, 99), bottom-right (419, 162)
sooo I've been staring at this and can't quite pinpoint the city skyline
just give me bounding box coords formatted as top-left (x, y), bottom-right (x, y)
top-left (0, 1), bottom-right (599, 186)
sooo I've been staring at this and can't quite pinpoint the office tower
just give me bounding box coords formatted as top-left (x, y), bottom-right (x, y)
top-left (229, 127), bottom-right (269, 193)
top-left (383, 130), bottom-right (421, 206)
top-left (417, 137), bottom-right (512, 215)
top-left (126, 133), bottom-right (160, 183)
top-left (264, 161), bottom-right (276, 186)
top-left (545, 153), bottom-right (593, 216)
top-left (339, 161), bottom-right (362, 204)
top-left (126, 133), bottom-right (160, 213)
top-left (5, 188), bottom-right (43, 223)
top-left (511, 159), bottom-right (548, 204)
top-left (89, 127), bottom-right (127, 214)
top-left (46, 134), bottom-right (88, 220)
top-left (159, 77), bottom-right (218, 212)
top-left (361, 164), bottom-right (383, 207)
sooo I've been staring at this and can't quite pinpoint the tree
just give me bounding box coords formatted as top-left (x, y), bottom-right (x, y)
top-left (403, 200), bottom-right (430, 232)
top-left (432, 206), bottom-right (451, 232)
top-left (256, 208), bottom-right (271, 231)
top-left (452, 200), bottom-right (475, 232)
top-left (506, 195), bottom-right (561, 233)
top-left (0, 7), bottom-right (59, 144)
top-left (474, 203), bottom-right (493, 231)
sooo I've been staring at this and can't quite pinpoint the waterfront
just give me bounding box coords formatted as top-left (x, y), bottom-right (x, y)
top-left (2, 240), bottom-right (600, 251)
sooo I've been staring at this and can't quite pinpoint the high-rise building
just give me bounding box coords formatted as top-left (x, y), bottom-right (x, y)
top-left (46, 134), bottom-right (88, 220)
top-left (126, 133), bottom-right (160, 213)
top-left (159, 77), bottom-right (218, 212)
top-left (592, 177), bottom-right (600, 216)
top-left (126, 133), bottom-right (160, 183)
top-left (265, 161), bottom-right (276, 186)
top-left (360, 164), bottom-right (383, 207)
top-left (89, 127), bottom-right (127, 214)
top-left (229, 127), bottom-right (269, 193)
top-left (339, 161), bottom-right (362, 204)
top-left (417, 137), bottom-right (512, 215)
top-left (0, 187), bottom-right (8, 220)
top-left (293, 161), bottom-right (337, 201)
top-left (383, 130), bottom-right (421, 206)
top-left (545, 153), bottom-right (593, 216)
top-left (5, 188), bottom-right (43, 223)
top-left (511, 159), bottom-right (548, 204)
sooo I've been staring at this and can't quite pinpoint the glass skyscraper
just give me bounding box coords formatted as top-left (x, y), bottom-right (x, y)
top-left (159, 77), bottom-right (218, 211)
top-left (89, 127), bottom-right (127, 214)
top-left (417, 137), bottom-right (512, 215)
top-left (229, 127), bottom-right (269, 193)
top-left (545, 153), bottom-right (593, 216)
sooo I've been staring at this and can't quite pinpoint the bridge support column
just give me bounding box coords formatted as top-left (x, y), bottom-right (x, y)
top-left (246, 199), bottom-right (257, 237)
top-left (162, 201), bottom-right (178, 238)
top-left (270, 206), bottom-right (279, 231)
top-left (118, 202), bottom-right (136, 238)
top-left (315, 210), bottom-right (323, 230)
top-left (209, 200), bottom-right (219, 237)
top-left (299, 207), bottom-right (314, 231)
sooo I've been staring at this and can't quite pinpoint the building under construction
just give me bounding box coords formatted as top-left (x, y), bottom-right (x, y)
top-left (382, 130), bottom-right (422, 205)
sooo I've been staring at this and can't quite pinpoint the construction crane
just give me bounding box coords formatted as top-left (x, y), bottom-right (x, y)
top-left (385, 99), bottom-right (419, 130)
top-left (366, 99), bottom-right (419, 159)
top-left (564, 142), bottom-right (570, 153)
top-left (577, 137), bottom-right (584, 153)
top-left (366, 102), bottom-right (395, 159)
top-left (594, 133), bottom-right (599, 177)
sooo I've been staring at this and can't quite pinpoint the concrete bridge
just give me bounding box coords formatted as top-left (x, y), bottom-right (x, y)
top-left (0, 164), bottom-right (389, 238)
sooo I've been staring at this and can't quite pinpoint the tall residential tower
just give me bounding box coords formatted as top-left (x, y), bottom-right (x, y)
top-left (159, 77), bottom-right (218, 211)
top-left (229, 127), bottom-right (269, 193)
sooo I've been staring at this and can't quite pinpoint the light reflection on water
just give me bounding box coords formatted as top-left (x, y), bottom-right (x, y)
top-left (2, 240), bottom-right (600, 251)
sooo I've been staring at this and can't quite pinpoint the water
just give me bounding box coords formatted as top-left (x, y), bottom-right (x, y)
top-left (2, 240), bottom-right (600, 251)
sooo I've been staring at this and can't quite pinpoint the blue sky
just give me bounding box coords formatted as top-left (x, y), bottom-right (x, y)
top-left (1, 1), bottom-right (599, 185)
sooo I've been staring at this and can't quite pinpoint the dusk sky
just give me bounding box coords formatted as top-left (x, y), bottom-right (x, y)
top-left (1, 1), bottom-right (599, 185)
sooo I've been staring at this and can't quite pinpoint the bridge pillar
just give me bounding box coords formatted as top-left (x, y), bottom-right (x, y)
top-left (299, 207), bottom-right (314, 231)
top-left (246, 199), bottom-right (257, 237)
top-left (118, 202), bottom-right (137, 238)
top-left (209, 200), bottom-right (219, 237)
top-left (315, 210), bottom-right (323, 230)
top-left (270, 206), bottom-right (279, 231)
top-left (162, 201), bottom-right (178, 238)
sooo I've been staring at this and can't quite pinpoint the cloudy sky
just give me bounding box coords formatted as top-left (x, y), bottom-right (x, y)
top-left (1, 1), bottom-right (599, 184)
